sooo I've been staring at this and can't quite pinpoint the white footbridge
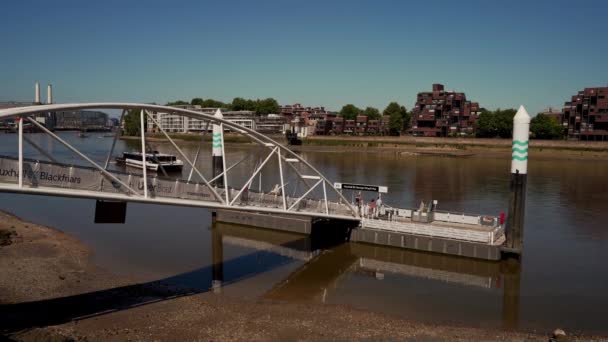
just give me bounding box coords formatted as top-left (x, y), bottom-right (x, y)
top-left (0, 103), bottom-right (359, 220)
top-left (0, 103), bottom-right (505, 249)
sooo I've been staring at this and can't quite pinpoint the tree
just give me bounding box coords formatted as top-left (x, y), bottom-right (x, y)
top-left (388, 111), bottom-right (403, 135)
top-left (363, 107), bottom-right (381, 120)
top-left (166, 100), bottom-right (189, 106)
top-left (383, 102), bottom-right (409, 131)
top-left (191, 98), bottom-right (204, 106)
top-left (231, 97), bottom-right (255, 111)
top-left (495, 108), bottom-right (516, 138)
top-left (255, 98), bottom-right (280, 115)
top-left (475, 108), bottom-right (516, 138)
top-left (530, 113), bottom-right (563, 139)
top-left (123, 109), bottom-right (145, 136)
top-left (475, 110), bottom-right (497, 138)
top-left (339, 104), bottom-right (362, 120)
top-left (200, 99), bottom-right (229, 109)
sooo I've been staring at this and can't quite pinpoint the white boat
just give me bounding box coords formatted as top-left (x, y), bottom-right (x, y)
top-left (116, 151), bottom-right (184, 172)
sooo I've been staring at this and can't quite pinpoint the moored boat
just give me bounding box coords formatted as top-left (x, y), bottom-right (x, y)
top-left (115, 151), bottom-right (184, 172)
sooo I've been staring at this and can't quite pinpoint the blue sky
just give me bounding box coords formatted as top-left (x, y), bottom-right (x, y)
top-left (1, 0), bottom-right (607, 115)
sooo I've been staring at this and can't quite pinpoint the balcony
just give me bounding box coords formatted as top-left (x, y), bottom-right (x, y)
top-left (416, 114), bottom-right (436, 122)
top-left (595, 115), bottom-right (608, 122)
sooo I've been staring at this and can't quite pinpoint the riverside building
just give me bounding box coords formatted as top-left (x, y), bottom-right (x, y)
top-left (146, 105), bottom-right (256, 133)
top-left (562, 87), bottom-right (608, 141)
top-left (410, 84), bottom-right (481, 137)
top-left (54, 110), bottom-right (109, 130)
top-left (280, 103), bottom-right (336, 137)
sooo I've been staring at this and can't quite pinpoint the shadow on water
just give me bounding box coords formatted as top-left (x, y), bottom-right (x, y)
top-left (0, 219), bottom-right (521, 335)
top-left (0, 219), bottom-right (353, 334)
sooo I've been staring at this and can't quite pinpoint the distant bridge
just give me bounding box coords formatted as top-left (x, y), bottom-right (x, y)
top-left (0, 103), bottom-right (359, 221)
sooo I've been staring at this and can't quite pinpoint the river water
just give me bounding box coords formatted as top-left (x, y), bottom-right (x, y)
top-left (0, 132), bottom-right (607, 334)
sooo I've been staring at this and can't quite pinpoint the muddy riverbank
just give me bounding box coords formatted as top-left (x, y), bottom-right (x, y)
top-left (121, 134), bottom-right (608, 160)
top-left (0, 211), bottom-right (602, 341)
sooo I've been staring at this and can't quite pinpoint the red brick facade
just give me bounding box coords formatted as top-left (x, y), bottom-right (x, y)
top-left (562, 87), bottom-right (608, 141)
top-left (410, 84), bottom-right (481, 137)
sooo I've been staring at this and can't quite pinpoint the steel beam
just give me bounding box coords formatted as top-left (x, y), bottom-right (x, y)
top-left (188, 120), bottom-right (210, 182)
top-left (18, 117), bottom-right (23, 188)
top-left (288, 179), bottom-right (323, 211)
top-left (277, 148), bottom-right (287, 210)
top-left (23, 135), bottom-right (58, 163)
top-left (26, 117), bottom-right (140, 196)
top-left (104, 109), bottom-right (125, 169)
top-left (140, 109), bottom-right (148, 198)
top-left (230, 147), bottom-right (277, 206)
top-left (145, 110), bottom-right (224, 204)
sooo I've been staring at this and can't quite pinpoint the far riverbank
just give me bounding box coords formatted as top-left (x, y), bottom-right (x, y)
top-left (121, 134), bottom-right (608, 161)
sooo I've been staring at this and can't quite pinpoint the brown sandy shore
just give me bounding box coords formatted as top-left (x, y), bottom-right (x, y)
top-left (121, 134), bottom-right (608, 161)
top-left (0, 210), bottom-right (602, 341)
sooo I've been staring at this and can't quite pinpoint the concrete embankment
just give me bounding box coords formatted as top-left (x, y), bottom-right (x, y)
top-left (1, 210), bottom-right (596, 341)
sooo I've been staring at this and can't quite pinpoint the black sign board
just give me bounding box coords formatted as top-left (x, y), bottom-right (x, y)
top-left (334, 182), bottom-right (388, 193)
top-left (342, 183), bottom-right (379, 192)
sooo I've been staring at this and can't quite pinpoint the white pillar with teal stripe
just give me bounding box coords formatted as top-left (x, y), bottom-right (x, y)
top-left (212, 109), bottom-right (224, 186)
top-left (506, 105), bottom-right (530, 254)
top-left (511, 105), bottom-right (530, 174)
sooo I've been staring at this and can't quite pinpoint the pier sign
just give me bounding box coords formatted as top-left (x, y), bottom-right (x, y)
top-left (334, 182), bottom-right (388, 193)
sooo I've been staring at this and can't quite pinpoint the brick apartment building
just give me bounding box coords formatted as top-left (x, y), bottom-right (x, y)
top-left (562, 87), bottom-right (608, 141)
top-left (410, 84), bottom-right (481, 137)
top-left (280, 103), bottom-right (334, 136)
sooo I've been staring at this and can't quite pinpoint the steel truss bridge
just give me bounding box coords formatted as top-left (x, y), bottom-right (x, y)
top-left (0, 103), bottom-right (359, 221)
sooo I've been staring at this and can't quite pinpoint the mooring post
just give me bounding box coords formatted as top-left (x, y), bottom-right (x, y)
top-left (506, 105), bottom-right (530, 254)
top-left (501, 258), bottom-right (521, 329)
top-left (212, 109), bottom-right (224, 187)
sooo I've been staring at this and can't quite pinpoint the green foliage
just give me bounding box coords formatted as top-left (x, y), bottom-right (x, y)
top-left (388, 111), bottom-right (403, 135)
top-left (165, 100), bottom-right (189, 106)
top-left (202, 99), bottom-right (229, 108)
top-left (178, 98), bottom-right (231, 109)
top-left (363, 107), bottom-right (381, 120)
top-left (190, 98), bottom-right (204, 106)
top-left (231, 97), bottom-right (256, 111)
top-left (123, 109), bottom-right (145, 136)
top-left (255, 98), bottom-right (280, 115)
top-left (231, 97), bottom-right (279, 114)
top-left (530, 114), bottom-right (564, 139)
top-left (475, 108), bottom-right (517, 138)
top-left (339, 104), bottom-right (362, 120)
top-left (383, 102), bottom-right (409, 131)
top-left (166, 96), bottom-right (281, 114)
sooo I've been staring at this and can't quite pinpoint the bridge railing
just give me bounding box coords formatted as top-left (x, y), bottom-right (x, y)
top-left (0, 154), bottom-right (355, 218)
top-left (225, 187), bottom-right (354, 217)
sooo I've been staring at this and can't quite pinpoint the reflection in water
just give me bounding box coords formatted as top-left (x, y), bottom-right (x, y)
top-left (211, 226), bottom-right (223, 293)
top-left (211, 222), bottom-right (521, 330)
